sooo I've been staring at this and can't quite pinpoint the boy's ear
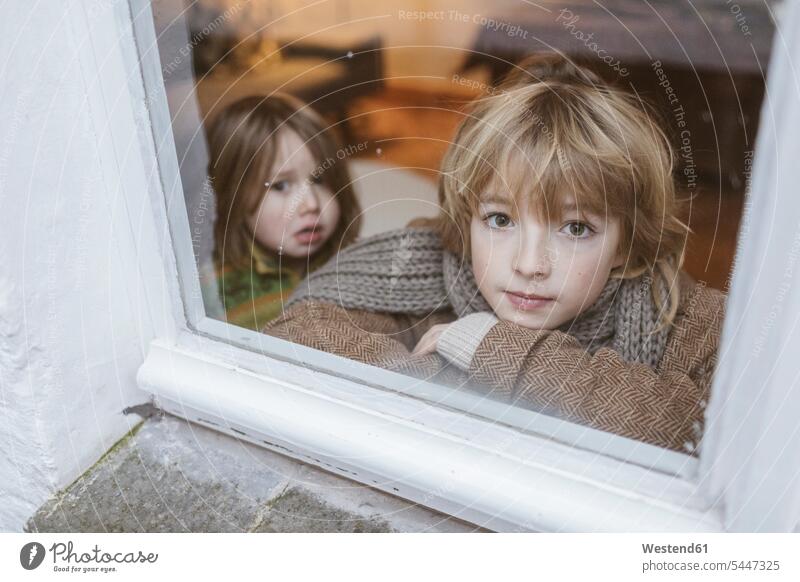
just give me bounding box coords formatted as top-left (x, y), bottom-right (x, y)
top-left (611, 246), bottom-right (626, 271)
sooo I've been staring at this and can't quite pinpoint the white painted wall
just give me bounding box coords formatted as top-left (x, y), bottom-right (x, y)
top-left (0, 1), bottom-right (155, 530)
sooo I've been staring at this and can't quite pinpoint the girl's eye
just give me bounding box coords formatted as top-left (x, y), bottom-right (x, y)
top-left (562, 221), bottom-right (593, 238)
top-left (268, 180), bottom-right (290, 192)
top-left (485, 212), bottom-right (514, 229)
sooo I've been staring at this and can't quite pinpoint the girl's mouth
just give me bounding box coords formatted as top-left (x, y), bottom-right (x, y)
top-left (294, 225), bottom-right (323, 244)
top-left (505, 291), bottom-right (554, 311)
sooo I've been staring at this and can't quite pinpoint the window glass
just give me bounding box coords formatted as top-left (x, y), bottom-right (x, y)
top-left (148, 0), bottom-right (777, 457)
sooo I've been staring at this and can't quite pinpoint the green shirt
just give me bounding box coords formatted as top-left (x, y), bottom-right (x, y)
top-left (216, 243), bottom-right (313, 331)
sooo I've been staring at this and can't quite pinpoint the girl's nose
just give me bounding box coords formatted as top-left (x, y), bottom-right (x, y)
top-left (296, 182), bottom-right (320, 214)
top-left (512, 229), bottom-right (554, 280)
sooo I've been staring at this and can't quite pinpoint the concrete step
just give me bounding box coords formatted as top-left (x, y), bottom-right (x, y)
top-left (26, 414), bottom-right (482, 533)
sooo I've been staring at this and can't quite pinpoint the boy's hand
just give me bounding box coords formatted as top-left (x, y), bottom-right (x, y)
top-left (411, 323), bottom-right (451, 356)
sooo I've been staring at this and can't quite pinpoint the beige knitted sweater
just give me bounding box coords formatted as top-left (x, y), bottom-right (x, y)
top-left (263, 270), bottom-right (726, 455)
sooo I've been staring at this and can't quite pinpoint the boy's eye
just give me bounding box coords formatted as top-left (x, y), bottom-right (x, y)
top-left (485, 212), bottom-right (513, 229)
top-left (562, 221), bottom-right (593, 238)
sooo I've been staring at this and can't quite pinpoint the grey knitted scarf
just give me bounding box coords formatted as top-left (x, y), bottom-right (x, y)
top-left (286, 227), bottom-right (671, 367)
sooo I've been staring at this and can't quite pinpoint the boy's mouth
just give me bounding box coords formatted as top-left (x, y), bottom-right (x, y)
top-left (505, 290), bottom-right (554, 311)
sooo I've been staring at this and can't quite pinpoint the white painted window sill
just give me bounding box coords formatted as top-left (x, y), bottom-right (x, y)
top-left (138, 328), bottom-right (722, 532)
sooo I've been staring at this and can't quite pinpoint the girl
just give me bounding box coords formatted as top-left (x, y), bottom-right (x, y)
top-left (208, 94), bottom-right (362, 330)
top-left (264, 55), bottom-right (726, 455)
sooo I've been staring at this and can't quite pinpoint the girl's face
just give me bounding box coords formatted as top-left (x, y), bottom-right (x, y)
top-left (470, 192), bottom-right (624, 330)
top-left (247, 128), bottom-right (341, 259)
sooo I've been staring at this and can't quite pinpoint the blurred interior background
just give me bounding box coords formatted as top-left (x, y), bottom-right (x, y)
top-left (155, 0), bottom-right (780, 291)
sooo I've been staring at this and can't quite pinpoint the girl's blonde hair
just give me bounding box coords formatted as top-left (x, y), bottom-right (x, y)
top-left (436, 54), bottom-right (689, 326)
top-left (208, 93), bottom-right (361, 268)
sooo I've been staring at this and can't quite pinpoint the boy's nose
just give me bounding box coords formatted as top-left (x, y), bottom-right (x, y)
top-left (512, 232), bottom-right (554, 280)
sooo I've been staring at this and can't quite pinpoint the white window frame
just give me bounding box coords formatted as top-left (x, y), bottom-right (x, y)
top-left (86, 0), bottom-right (799, 531)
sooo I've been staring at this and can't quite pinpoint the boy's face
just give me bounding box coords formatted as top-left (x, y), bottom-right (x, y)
top-left (247, 128), bottom-right (341, 259)
top-left (470, 192), bottom-right (624, 330)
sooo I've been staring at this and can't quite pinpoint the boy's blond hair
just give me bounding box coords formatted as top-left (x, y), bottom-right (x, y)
top-left (436, 54), bottom-right (688, 326)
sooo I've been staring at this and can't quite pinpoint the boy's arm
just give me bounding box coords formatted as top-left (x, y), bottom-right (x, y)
top-left (262, 301), bottom-right (452, 379)
top-left (435, 286), bottom-right (726, 454)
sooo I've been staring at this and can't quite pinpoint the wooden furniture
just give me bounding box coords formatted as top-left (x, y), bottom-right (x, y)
top-left (194, 34), bottom-right (384, 143)
top-left (458, 0), bottom-right (774, 192)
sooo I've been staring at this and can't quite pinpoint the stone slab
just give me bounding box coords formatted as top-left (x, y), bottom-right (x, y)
top-left (26, 415), bottom-right (483, 533)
